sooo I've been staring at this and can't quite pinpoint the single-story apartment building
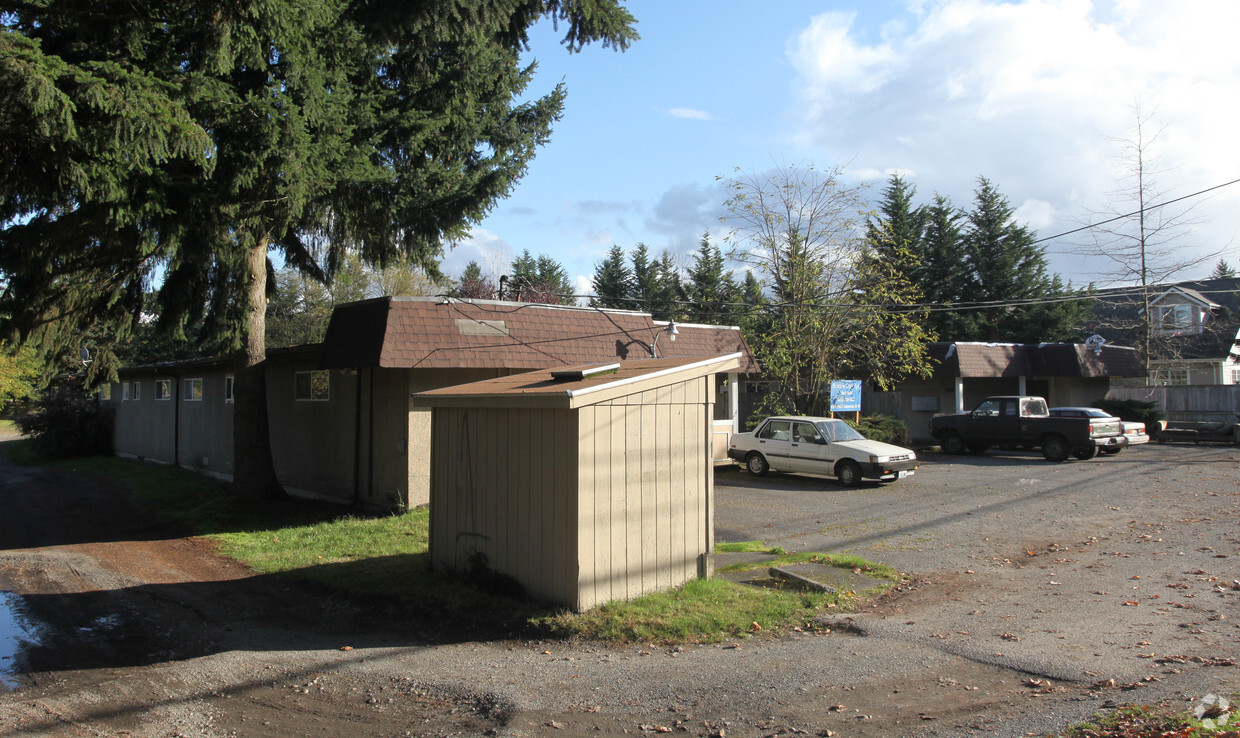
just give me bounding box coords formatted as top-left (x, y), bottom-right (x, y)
top-left (103, 297), bottom-right (760, 509)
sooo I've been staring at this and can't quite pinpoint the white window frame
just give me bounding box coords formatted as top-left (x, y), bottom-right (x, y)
top-left (155, 378), bottom-right (172, 400)
top-left (183, 377), bottom-right (203, 401)
top-left (130, 380), bottom-right (141, 401)
top-left (1152, 368), bottom-right (1189, 386)
top-left (1155, 304), bottom-right (1197, 335)
top-left (294, 370), bottom-right (330, 402)
top-left (224, 374), bottom-right (235, 404)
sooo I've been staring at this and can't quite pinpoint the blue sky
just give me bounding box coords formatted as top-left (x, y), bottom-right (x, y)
top-left (442, 0), bottom-right (1240, 297)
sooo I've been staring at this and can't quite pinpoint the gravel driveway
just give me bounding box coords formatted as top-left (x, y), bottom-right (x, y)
top-left (0, 442), bottom-right (1237, 737)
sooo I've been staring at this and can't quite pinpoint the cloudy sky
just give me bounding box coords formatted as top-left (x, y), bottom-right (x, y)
top-left (442, 0), bottom-right (1240, 297)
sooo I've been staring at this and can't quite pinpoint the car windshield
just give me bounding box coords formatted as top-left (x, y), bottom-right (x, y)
top-left (815, 420), bottom-right (865, 442)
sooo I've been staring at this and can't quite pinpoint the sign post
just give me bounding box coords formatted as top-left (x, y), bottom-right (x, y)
top-left (829, 379), bottom-right (862, 422)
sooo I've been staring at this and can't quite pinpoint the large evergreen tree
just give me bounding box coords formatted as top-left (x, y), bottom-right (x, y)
top-left (0, 1), bottom-right (636, 495)
top-left (686, 231), bottom-right (736, 324)
top-left (590, 244), bottom-right (634, 309)
top-left (509, 249), bottom-right (573, 304)
top-left (914, 194), bottom-right (974, 340)
top-left (960, 178), bottom-right (1091, 342)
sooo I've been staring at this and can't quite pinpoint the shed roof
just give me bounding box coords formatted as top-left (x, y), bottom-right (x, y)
top-left (410, 354), bottom-right (742, 409)
top-left (929, 341), bottom-right (1145, 378)
top-left (320, 297), bottom-right (760, 373)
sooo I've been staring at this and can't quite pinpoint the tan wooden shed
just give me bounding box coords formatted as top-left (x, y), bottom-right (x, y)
top-left (410, 353), bottom-right (742, 611)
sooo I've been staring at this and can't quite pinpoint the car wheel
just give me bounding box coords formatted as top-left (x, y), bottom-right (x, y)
top-left (1074, 445), bottom-right (1100, 460)
top-left (967, 441), bottom-right (990, 454)
top-left (1042, 435), bottom-right (1070, 462)
top-left (940, 431), bottom-right (966, 454)
top-left (745, 452), bottom-right (770, 476)
top-left (836, 459), bottom-right (863, 487)
top-left (1101, 447), bottom-right (1122, 455)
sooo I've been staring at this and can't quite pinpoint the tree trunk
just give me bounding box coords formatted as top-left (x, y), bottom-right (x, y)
top-left (232, 234), bottom-right (284, 498)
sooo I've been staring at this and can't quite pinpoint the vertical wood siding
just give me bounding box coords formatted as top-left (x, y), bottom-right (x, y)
top-left (575, 377), bottom-right (712, 610)
top-left (429, 406), bottom-right (577, 605)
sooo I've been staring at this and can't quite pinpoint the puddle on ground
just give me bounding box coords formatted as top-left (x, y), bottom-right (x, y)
top-left (0, 589), bottom-right (40, 690)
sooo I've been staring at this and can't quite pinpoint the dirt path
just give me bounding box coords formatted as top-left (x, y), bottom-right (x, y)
top-left (0, 444), bottom-right (1237, 737)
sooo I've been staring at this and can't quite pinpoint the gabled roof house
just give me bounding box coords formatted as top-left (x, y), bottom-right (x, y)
top-left (1088, 277), bottom-right (1240, 386)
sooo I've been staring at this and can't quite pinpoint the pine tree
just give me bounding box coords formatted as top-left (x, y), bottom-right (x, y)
top-left (686, 232), bottom-right (737, 324)
top-left (591, 245), bottom-right (634, 309)
top-left (960, 178), bottom-right (1091, 342)
top-left (0, 1), bottom-right (637, 496)
top-left (867, 174), bottom-right (926, 266)
top-left (915, 195), bottom-right (976, 340)
top-left (455, 261), bottom-right (497, 300)
top-left (649, 250), bottom-right (685, 322)
top-left (509, 250), bottom-right (572, 304)
top-left (1211, 259), bottom-right (1237, 280)
top-left (630, 244), bottom-right (657, 312)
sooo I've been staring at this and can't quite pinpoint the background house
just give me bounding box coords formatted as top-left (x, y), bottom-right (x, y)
top-left (871, 341), bottom-right (1146, 444)
top-left (411, 354), bottom-right (741, 610)
top-left (1088, 277), bottom-right (1240, 386)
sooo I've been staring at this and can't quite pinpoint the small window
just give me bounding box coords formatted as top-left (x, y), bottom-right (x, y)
top-left (224, 375), bottom-right (234, 403)
top-left (1152, 368), bottom-right (1188, 386)
top-left (183, 378), bottom-right (203, 401)
top-left (130, 380), bottom-right (141, 401)
top-left (121, 382), bottom-right (130, 401)
top-left (294, 370), bottom-right (330, 401)
top-left (98, 383), bottom-right (112, 401)
top-left (155, 379), bottom-right (172, 400)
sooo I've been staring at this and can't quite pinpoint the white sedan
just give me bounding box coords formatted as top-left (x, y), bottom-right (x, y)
top-left (1048, 407), bottom-right (1149, 454)
top-left (728, 416), bottom-right (919, 486)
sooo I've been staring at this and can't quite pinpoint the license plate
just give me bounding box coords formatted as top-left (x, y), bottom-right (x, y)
top-left (898, 470), bottom-right (913, 479)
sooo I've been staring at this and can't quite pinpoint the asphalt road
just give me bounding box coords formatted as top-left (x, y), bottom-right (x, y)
top-left (0, 441), bottom-right (1237, 737)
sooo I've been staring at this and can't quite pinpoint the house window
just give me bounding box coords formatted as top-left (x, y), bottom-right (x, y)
top-left (183, 378), bottom-right (203, 401)
top-left (155, 379), bottom-right (172, 400)
top-left (121, 382), bottom-right (130, 401)
top-left (130, 380), bottom-right (141, 400)
top-left (1152, 368), bottom-right (1188, 386)
top-left (1155, 304), bottom-right (1196, 334)
top-left (295, 370), bottom-right (330, 401)
top-left (98, 384), bottom-right (111, 401)
top-left (224, 375), bottom-right (234, 403)
top-left (1229, 366), bottom-right (1240, 385)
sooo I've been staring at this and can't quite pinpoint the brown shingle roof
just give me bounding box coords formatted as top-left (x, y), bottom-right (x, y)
top-left (928, 342), bottom-right (1144, 379)
top-left (320, 297), bottom-right (761, 372)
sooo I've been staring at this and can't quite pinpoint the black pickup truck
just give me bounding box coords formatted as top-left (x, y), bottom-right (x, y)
top-left (930, 396), bottom-right (1125, 461)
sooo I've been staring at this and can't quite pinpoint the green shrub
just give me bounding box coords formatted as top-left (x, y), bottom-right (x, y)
top-left (16, 380), bottom-right (113, 458)
top-left (847, 414), bottom-right (908, 445)
top-left (1092, 398), bottom-right (1163, 425)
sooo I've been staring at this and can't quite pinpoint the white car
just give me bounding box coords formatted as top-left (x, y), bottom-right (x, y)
top-left (728, 416), bottom-right (919, 486)
top-left (1048, 407), bottom-right (1149, 454)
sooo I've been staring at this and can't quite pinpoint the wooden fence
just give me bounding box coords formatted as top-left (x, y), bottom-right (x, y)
top-left (1106, 385), bottom-right (1240, 423)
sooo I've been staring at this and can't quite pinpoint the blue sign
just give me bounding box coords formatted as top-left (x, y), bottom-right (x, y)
top-left (830, 380), bottom-right (862, 412)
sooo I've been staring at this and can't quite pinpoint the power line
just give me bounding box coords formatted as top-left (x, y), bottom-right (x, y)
top-left (1032, 177), bottom-right (1240, 245)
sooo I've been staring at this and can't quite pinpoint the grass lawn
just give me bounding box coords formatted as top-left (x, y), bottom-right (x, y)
top-left (1, 441), bottom-right (900, 643)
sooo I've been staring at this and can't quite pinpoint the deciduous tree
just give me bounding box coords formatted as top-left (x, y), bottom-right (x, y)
top-left (722, 163), bottom-right (932, 416)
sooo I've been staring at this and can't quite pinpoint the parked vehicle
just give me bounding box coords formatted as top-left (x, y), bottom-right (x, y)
top-left (728, 416), bottom-right (918, 486)
top-left (1049, 407), bottom-right (1149, 454)
top-left (930, 396), bottom-right (1125, 462)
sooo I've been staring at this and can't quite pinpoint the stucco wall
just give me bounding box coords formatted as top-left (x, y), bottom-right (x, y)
top-left (110, 375), bottom-right (177, 464)
top-left (266, 361), bottom-right (359, 503)
top-left (175, 371), bottom-right (235, 478)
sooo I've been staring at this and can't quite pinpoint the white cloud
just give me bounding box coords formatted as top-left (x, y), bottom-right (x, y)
top-left (789, 0), bottom-right (1240, 283)
top-left (667, 107), bottom-right (715, 120)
